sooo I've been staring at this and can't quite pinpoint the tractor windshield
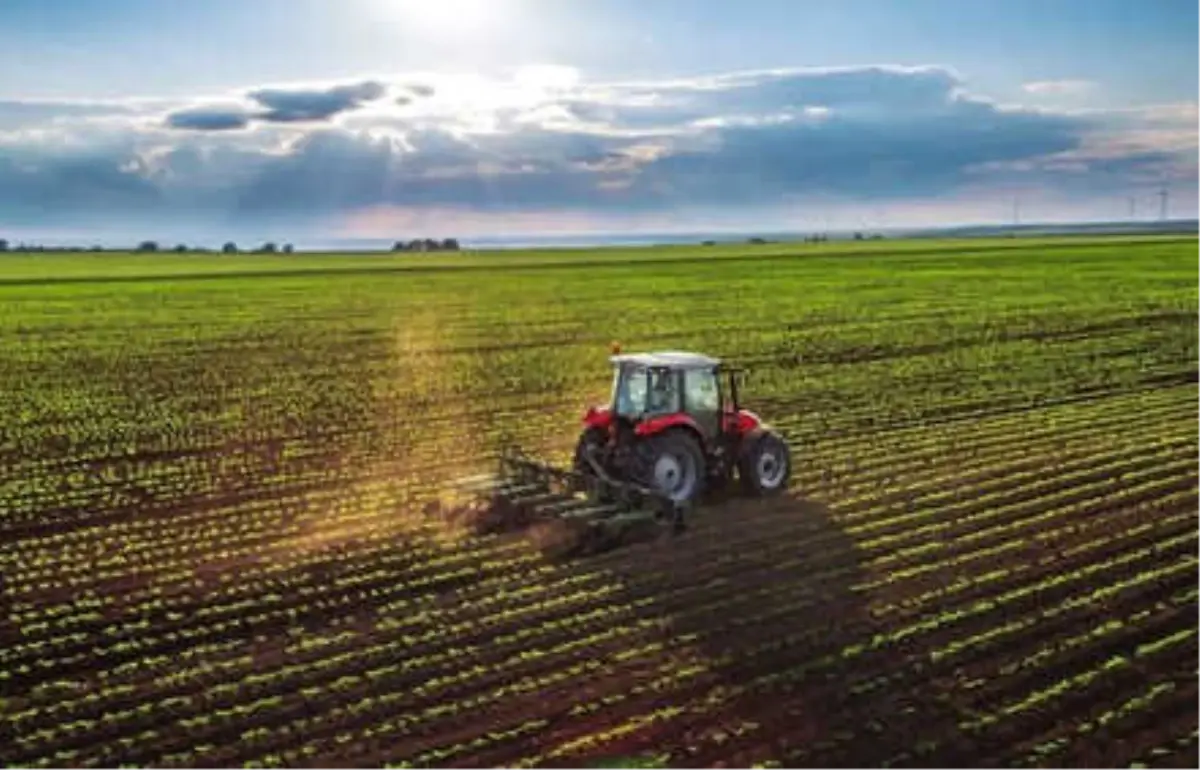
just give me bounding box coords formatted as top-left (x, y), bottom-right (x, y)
top-left (612, 365), bottom-right (679, 418)
top-left (612, 365), bottom-right (648, 418)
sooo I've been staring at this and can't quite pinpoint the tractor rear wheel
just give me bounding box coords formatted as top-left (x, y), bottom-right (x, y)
top-left (641, 430), bottom-right (706, 504)
top-left (739, 431), bottom-right (791, 496)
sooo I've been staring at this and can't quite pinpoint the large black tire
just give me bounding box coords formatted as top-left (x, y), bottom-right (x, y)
top-left (739, 431), bottom-right (791, 496)
top-left (639, 429), bottom-right (707, 505)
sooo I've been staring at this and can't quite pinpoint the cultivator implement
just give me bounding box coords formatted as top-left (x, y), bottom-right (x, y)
top-left (447, 447), bottom-right (685, 557)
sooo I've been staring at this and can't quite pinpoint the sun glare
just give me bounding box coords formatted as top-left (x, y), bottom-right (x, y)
top-left (374, 0), bottom-right (503, 34)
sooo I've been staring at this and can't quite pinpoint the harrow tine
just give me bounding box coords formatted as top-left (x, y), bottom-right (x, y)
top-left (533, 497), bottom-right (597, 518)
top-left (451, 473), bottom-right (497, 488)
top-left (506, 491), bottom-right (574, 508)
top-left (558, 504), bottom-right (623, 524)
top-left (487, 482), bottom-right (549, 500)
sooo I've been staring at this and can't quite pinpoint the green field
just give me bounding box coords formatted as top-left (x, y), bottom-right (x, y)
top-left (1, 235), bottom-right (1197, 767)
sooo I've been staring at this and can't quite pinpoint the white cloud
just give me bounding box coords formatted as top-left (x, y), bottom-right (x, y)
top-left (1021, 79), bottom-right (1098, 96)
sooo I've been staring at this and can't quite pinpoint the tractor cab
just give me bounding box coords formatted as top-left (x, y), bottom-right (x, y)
top-left (607, 351), bottom-right (733, 440)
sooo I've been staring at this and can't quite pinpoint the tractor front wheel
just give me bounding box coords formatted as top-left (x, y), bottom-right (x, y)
top-left (641, 430), bottom-right (706, 504)
top-left (739, 431), bottom-right (791, 496)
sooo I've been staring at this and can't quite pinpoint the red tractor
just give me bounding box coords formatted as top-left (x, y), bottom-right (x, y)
top-left (452, 348), bottom-right (792, 554)
top-left (572, 349), bottom-right (791, 505)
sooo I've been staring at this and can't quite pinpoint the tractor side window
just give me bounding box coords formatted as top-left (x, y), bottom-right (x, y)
top-left (684, 368), bottom-right (720, 413)
top-left (646, 369), bottom-right (680, 415)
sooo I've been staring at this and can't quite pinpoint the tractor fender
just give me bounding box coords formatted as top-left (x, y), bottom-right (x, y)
top-left (736, 419), bottom-right (789, 461)
top-left (583, 405), bottom-right (613, 430)
top-left (740, 426), bottom-right (765, 443)
top-left (724, 408), bottom-right (763, 436)
top-left (739, 419), bottom-right (786, 445)
top-left (634, 413), bottom-right (706, 444)
top-left (632, 418), bottom-right (709, 472)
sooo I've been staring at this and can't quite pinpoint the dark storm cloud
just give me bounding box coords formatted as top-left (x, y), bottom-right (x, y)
top-left (211, 67), bottom-right (1091, 214)
top-left (227, 126), bottom-right (633, 217)
top-left (0, 147), bottom-right (163, 220)
top-left (0, 65), bottom-right (1194, 231)
top-left (247, 80), bottom-right (388, 123)
top-left (165, 105), bottom-right (253, 131)
top-left (162, 79), bottom-right (390, 132)
top-left (631, 99), bottom-right (1086, 204)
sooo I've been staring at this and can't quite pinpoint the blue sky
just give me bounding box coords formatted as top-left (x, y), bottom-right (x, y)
top-left (0, 0), bottom-right (1195, 243)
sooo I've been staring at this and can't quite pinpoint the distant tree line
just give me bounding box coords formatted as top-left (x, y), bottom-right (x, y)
top-left (0, 239), bottom-right (106, 253)
top-left (697, 233), bottom-right (878, 246)
top-left (0, 238), bottom-right (461, 254)
top-left (0, 232), bottom-right (882, 253)
top-left (392, 238), bottom-right (460, 252)
top-left (138, 241), bottom-right (296, 254)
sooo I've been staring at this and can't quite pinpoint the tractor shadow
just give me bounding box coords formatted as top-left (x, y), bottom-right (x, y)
top-left (556, 491), bottom-right (961, 768)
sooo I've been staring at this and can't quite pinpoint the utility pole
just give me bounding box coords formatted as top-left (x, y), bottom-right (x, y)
top-left (1012, 197), bottom-right (1020, 227)
top-left (1128, 196), bottom-right (1136, 220)
top-left (1158, 188), bottom-right (1168, 221)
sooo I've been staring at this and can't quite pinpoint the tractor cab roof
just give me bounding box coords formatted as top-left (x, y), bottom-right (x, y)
top-left (609, 350), bottom-right (722, 370)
